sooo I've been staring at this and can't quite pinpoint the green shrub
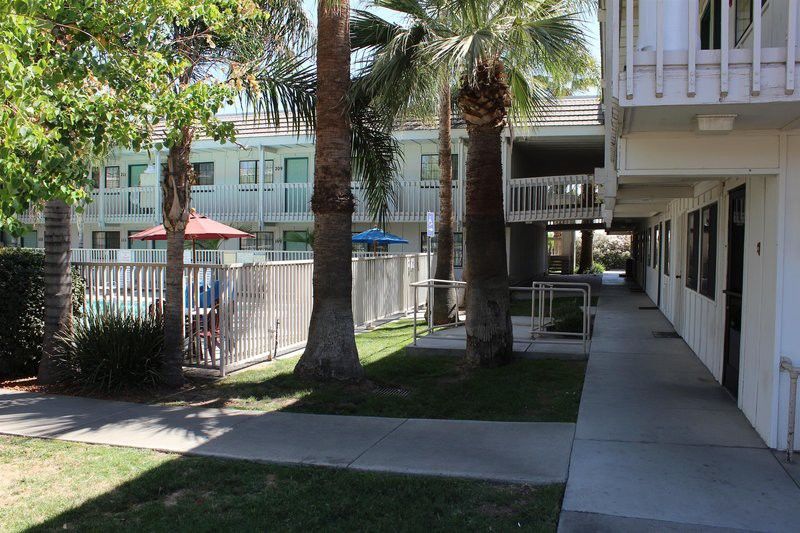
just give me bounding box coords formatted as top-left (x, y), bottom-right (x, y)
top-left (552, 306), bottom-right (585, 333)
top-left (53, 311), bottom-right (165, 392)
top-left (0, 248), bottom-right (85, 378)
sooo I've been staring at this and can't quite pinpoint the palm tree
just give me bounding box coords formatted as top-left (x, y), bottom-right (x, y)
top-left (351, 0), bottom-right (594, 366)
top-left (294, 0), bottom-right (364, 381)
top-left (158, 2), bottom-right (316, 387)
top-left (352, 7), bottom-right (459, 325)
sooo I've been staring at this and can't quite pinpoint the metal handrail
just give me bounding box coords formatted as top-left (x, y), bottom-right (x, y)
top-left (409, 278), bottom-right (592, 354)
top-left (780, 357), bottom-right (800, 462)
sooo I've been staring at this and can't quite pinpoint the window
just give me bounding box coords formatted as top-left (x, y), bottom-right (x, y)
top-left (104, 166), bottom-right (120, 188)
top-left (283, 230), bottom-right (309, 251)
top-left (699, 203), bottom-right (718, 299)
top-left (20, 230), bottom-right (37, 248)
top-left (735, 0), bottom-right (767, 44)
top-left (238, 160), bottom-right (275, 185)
top-left (192, 162), bottom-right (214, 185)
top-left (700, 0), bottom-right (721, 50)
top-left (645, 227), bottom-right (652, 267)
top-left (128, 230), bottom-right (149, 250)
top-left (420, 154), bottom-right (459, 182)
top-left (352, 234), bottom-right (368, 253)
top-left (664, 220), bottom-right (671, 276)
top-left (129, 164), bottom-right (148, 187)
top-left (686, 210), bottom-right (700, 290)
top-left (92, 231), bottom-right (120, 249)
top-left (421, 232), bottom-right (464, 268)
top-left (241, 231), bottom-right (275, 251)
top-left (239, 161), bottom-right (258, 184)
top-left (654, 224), bottom-right (661, 269)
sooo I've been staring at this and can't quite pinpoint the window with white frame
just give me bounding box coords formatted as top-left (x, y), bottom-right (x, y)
top-left (420, 154), bottom-right (459, 182)
top-left (92, 231), bottom-right (120, 249)
top-left (240, 231), bottom-right (275, 251)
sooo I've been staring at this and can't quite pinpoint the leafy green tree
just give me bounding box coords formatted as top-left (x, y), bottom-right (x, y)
top-left (0, 0), bottom-right (226, 383)
top-left (154, 1), bottom-right (316, 387)
top-left (351, 0), bottom-right (595, 366)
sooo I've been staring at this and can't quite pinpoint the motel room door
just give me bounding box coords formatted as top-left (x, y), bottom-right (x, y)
top-left (723, 186), bottom-right (745, 397)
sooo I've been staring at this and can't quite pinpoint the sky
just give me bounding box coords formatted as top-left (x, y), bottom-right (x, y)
top-left (223, 2), bottom-right (601, 114)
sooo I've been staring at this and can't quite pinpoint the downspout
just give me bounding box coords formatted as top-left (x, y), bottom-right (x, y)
top-left (780, 356), bottom-right (800, 461)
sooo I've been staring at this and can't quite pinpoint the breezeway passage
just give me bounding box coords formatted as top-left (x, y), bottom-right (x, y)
top-left (559, 273), bottom-right (800, 532)
top-left (0, 389), bottom-right (574, 485)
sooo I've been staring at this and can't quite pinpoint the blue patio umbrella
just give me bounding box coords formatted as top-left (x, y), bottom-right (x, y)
top-left (352, 228), bottom-right (408, 252)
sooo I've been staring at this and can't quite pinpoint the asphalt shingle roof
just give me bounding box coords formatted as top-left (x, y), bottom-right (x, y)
top-left (158, 97), bottom-right (602, 141)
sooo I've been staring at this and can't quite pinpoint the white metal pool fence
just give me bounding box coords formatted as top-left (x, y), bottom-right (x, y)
top-left (73, 253), bottom-right (431, 375)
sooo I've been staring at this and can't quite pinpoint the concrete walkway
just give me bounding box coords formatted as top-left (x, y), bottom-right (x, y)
top-left (559, 273), bottom-right (800, 532)
top-left (0, 388), bottom-right (573, 484)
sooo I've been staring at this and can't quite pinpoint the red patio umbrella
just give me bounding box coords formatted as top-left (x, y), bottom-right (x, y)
top-left (130, 210), bottom-right (255, 259)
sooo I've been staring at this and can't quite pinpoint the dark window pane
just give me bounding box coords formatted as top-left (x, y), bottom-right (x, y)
top-left (192, 162), bottom-right (214, 185)
top-left (699, 203), bottom-right (718, 299)
top-left (664, 220), bottom-right (671, 276)
top-left (241, 231), bottom-right (275, 251)
top-left (686, 210), bottom-right (700, 290)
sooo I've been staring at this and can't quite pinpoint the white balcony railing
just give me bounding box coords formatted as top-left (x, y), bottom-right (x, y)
top-left (16, 175), bottom-right (593, 226)
top-left (506, 174), bottom-right (600, 223)
top-left (611, 0), bottom-right (800, 106)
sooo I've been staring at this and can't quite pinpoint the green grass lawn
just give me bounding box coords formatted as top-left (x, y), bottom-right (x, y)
top-left (168, 319), bottom-right (586, 422)
top-left (0, 436), bottom-right (564, 532)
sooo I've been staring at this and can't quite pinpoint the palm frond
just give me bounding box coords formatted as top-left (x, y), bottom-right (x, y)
top-left (238, 51), bottom-right (316, 136)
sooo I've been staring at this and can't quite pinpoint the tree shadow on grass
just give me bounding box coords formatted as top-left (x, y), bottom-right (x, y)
top-left (12, 436), bottom-right (564, 532)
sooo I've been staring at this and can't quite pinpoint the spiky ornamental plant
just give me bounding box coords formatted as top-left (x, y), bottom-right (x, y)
top-left (352, 0), bottom-right (596, 366)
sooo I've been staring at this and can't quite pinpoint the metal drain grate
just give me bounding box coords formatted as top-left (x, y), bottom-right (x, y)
top-left (652, 331), bottom-right (681, 338)
top-left (639, 306), bottom-right (659, 310)
top-left (373, 386), bottom-right (411, 398)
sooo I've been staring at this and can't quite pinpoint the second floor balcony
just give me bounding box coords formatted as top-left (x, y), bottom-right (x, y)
top-left (18, 180), bottom-right (462, 226)
top-left (17, 174), bottom-right (601, 227)
top-left (609, 0), bottom-right (800, 108)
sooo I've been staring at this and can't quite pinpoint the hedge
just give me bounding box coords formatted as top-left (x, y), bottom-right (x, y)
top-left (0, 248), bottom-right (85, 377)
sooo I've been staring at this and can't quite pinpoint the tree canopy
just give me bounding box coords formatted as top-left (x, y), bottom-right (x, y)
top-left (0, 0), bottom-right (270, 233)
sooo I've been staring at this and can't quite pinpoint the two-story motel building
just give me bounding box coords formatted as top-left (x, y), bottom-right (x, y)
top-left (7, 0), bottom-right (800, 453)
top-left (596, 0), bottom-right (800, 451)
top-left (5, 97), bottom-right (605, 280)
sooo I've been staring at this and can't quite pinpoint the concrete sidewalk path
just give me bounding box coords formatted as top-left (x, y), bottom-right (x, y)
top-left (559, 273), bottom-right (800, 532)
top-left (0, 388), bottom-right (573, 484)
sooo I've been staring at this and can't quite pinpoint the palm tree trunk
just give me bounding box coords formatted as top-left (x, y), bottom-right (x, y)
top-left (458, 60), bottom-right (513, 367)
top-left (462, 126), bottom-right (513, 366)
top-left (433, 82), bottom-right (457, 325)
top-left (294, 0), bottom-right (363, 382)
top-left (161, 131), bottom-right (192, 388)
top-left (579, 229), bottom-right (593, 273)
top-left (39, 199), bottom-right (72, 384)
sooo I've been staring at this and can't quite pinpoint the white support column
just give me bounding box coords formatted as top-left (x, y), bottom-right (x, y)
top-left (501, 136), bottom-right (510, 219)
top-left (98, 162), bottom-right (106, 229)
top-left (788, 0), bottom-right (798, 95)
top-left (656, 0), bottom-right (664, 98)
top-left (626, 0), bottom-right (634, 99)
top-left (688, 0), bottom-right (698, 97)
top-left (155, 150), bottom-right (162, 224)
top-left (721, 0), bottom-right (730, 96)
top-left (258, 145), bottom-right (265, 229)
top-left (752, 0), bottom-right (762, 96)
top-left (457, 137), bottom-right (465, 230)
